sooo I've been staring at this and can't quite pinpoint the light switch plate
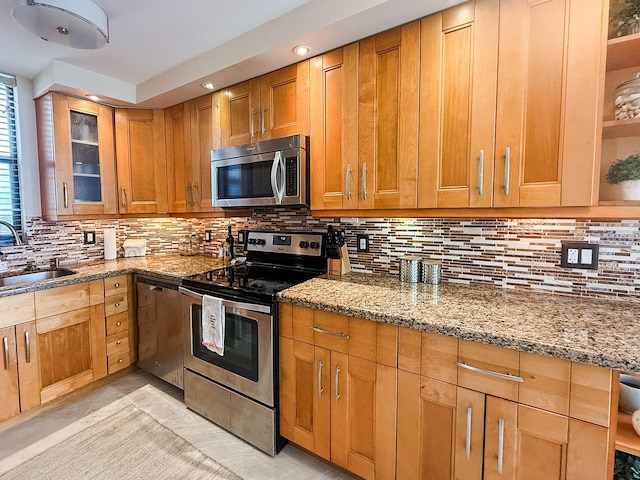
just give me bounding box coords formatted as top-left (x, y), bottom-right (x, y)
top-left (83, 231), bottom-right (96, 244)
top-left (560, 241), bottom-right (599, 270)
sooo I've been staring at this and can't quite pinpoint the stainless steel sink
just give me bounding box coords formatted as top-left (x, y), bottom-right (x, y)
top-left (0, 268), bottom-right (76, 287)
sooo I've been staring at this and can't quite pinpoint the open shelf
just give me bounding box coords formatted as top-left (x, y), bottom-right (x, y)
top-left (608, 33), bottom-right (640, 71)
top-left (617, 412), bottom-right (640, 456)
top-left (603, 118), bottom-right (640, 138)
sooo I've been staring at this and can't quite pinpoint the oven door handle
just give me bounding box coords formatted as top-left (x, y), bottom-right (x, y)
top-left (178, 286), bottom-right (272, 315)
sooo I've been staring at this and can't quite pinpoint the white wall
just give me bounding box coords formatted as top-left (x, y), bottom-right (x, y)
top-left (14, 75), bottom-right (41, 221)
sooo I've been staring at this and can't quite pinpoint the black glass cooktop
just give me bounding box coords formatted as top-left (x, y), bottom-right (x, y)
top-left (182, 263), bottom-right (319, 303)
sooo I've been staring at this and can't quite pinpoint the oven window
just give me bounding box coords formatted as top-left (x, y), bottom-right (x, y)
top-left (191, 305), bottom-right (259, 382)
top-left (216, 160), bottom-right (273, 199)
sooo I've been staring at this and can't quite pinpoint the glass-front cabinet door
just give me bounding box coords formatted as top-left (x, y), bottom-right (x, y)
top-left (35, 92), bottom-right (117, 219)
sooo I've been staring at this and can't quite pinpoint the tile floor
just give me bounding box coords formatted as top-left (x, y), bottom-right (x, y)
top-left (0, 371), bottom-right (354, 479)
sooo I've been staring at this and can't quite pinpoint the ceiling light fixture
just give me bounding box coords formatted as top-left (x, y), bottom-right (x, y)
top-left (201, 82), bottom-right (217, 91)
top-left (12, 0), bottom-right (109, 49)
top-left (292, 44), bottom-right (311, 56)
top-left (86, 94), bottom-right (102, 102)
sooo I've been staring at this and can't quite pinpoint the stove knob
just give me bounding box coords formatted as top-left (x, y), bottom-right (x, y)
top-left (309, 241), bottom-right (320, 249)
top-left (248, 238), bottom-right (257, 245)
top-left (299, 241), bottom-right (309, 249)
top-left (257, 238), bottom-right (266, 246)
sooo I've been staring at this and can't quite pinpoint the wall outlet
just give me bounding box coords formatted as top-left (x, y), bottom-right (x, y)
top-left (357, 234), bottom-right (370, 252)
top-left (560, 241), bottom-right (599, 269)
top-left (204, 230), bottom-right (212, 242)
top-left (83, 231), bottom-right (96, 244)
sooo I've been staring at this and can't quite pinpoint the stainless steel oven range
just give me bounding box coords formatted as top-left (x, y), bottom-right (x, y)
top-left (179, 229), bottom-right (326, 455)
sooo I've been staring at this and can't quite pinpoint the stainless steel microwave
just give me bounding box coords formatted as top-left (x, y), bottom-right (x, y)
top-left (211, 134), bottom-right (309, 208)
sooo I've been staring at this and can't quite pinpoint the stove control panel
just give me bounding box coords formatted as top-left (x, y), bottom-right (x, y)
top-left (245, 231), bottom-right (325, 256)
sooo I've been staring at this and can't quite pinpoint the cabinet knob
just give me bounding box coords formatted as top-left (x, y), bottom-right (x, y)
top-left (114, 283), bottom-right (120, 288)
top-left (116, 321), bottom-right (122, 327)
top-left (116, 340), bottom-right (122, 345)
top-left (118, 359), bottom-right (123, 364)
top-left (114, 303), bottom-right (120, 307)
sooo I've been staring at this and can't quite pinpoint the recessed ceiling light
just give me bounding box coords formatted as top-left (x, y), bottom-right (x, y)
top-left (292, 44), bottom-right (311, 56)
top-left (86, 94), bottom-right (101, 102)
top-left (201, 82), bottom-right (217, 90)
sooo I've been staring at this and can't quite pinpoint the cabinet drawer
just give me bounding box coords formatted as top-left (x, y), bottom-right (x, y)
top-left (0, 293), bottom-right (35, 328)
top-left (106, 330), bottom-right (130, 356)
top-left (108, 350), bottom-right (131, 374)
top-left (457, 340), bottom-right (520, 401)
top-left (104, 275), bottom-right (128, 297)
top-left (105, 293), bottom-right (128, 317)
top-left (313, 310), bottom-right (348, 353)
top-left (106, 312), bottom-right (129, 335)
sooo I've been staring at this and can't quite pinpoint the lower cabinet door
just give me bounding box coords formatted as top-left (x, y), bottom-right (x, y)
top-left (455, 387), bottom-right (486, 480)
top-left (15, 321), bottom-right (40, 413)
top-left (279, 338), bottom-right (331, 457)
top-left (0, 326), bottom-right (20, 422)
top-left (396, 370), bottom-right (457, 480)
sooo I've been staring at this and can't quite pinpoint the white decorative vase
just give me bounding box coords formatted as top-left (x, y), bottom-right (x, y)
top-left (620, 180), bottom-right (640, 201)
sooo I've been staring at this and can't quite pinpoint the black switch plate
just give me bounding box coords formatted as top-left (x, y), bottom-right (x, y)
top-left (357, 234), bottom-right (370, 252)
top-left (560, 241), bottom-right (599, 269)
top-left (83, 231), bottom-right (96, 244)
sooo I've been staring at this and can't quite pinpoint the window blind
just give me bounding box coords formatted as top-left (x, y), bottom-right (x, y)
top-left (0, 73), bottom-right (21, 245)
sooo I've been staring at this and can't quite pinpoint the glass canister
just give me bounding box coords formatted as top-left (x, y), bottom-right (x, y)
top-left (615, 72), bottom-right (640, 120)
top-left (178, 233), bottom-right (202, 256)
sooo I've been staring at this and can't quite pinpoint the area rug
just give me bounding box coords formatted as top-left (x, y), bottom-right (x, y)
top-left (0, 404), bottom-right (243, 480)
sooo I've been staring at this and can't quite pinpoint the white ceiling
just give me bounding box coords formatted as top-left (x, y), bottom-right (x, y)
top-left (1, 0), bottom-right (464, 108)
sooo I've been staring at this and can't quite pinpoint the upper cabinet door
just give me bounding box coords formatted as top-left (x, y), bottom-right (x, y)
top-left (493, 0), bottom-right (604, 208)
top-left (220, 79), bottom-right (259, 147)
top-left (310, 44), bottom-right (360, 210)
top-left (220, 62), bottom-right (309, 147)
top-left (359, 22), bottom-right (420, 209)
top-left (115, 109), bottom-right (168, 214)
top-left (419, 1), bottom-right (499, 209)
top-left (260, 61), bottom-right (310, 141)
top-left (165, 102), bottom-right (192, 213)
top-left (190, 92), bottom-right (221, 212)
top-left (36, 93), bottom-right (118, 219)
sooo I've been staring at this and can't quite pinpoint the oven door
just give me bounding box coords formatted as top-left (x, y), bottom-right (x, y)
top-left (180, 287), bottom-right (275, 407)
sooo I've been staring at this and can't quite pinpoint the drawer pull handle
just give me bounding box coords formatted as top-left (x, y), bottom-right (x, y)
top-left (311, 327), bottom-right (349, 339)
top-left (318, 360), bottom-right (324, 397)
top-left (25, 331), bottom-right (31, 364)
top-left (455, 362), bottom-right (523, 382)
top-left (116, 321), bottom-right (122, 327)
top-left (3, 337), bottom-right (8, 370)
top-left (498, 417), bottom-right (505, 474)
top-left (118, 359), bottom-right (123, 364)
top-left (465, 407), bottom-right (472, 459)
top-left (114, 283), bottom-right (120, 288)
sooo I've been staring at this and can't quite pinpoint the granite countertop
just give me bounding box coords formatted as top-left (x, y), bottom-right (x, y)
top-left (277, 272), bottom-right (640, 374)
top-left (0, 255), bottom-right (225, 298)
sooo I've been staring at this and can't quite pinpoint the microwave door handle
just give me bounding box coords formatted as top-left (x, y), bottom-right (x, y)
top-left (270, 151), bottom-right (284, 204)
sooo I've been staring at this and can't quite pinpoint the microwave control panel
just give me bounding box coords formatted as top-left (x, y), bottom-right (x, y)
top-left (285, 156), bottom-right (298, 197)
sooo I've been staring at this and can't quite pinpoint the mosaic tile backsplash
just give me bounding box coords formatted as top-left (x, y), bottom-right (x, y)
top-left (1, 208), bottom-right (638, 300)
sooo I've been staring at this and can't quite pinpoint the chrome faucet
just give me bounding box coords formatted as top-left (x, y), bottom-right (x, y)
top-left (0, 221), bottom-right (23, 246)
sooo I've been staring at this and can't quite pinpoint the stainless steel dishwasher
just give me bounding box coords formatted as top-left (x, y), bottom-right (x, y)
top-left (136, 275), bottom-right (183, 389)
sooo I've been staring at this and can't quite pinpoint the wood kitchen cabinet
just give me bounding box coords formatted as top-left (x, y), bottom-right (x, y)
top-left (279, 304), bottom-right (397, 480)
top-left (419, 0), bottom-right (605, 209)
top-left (115, 108), bottom-right (168, 214)
top-left (34, 280), bottom-right (107, 404)
top-left (309, 44), bottom-right (359, 210)
top-left (220, 61), bottom-right (309, 147)
top-left (396, 330), bottom-right (614, 480)
top-left (166, 93), bottom-right (222, 213)
top-left (35, 92), bottom-right (118, 220)
top-left (358, 21), bottom-right (420, 210)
